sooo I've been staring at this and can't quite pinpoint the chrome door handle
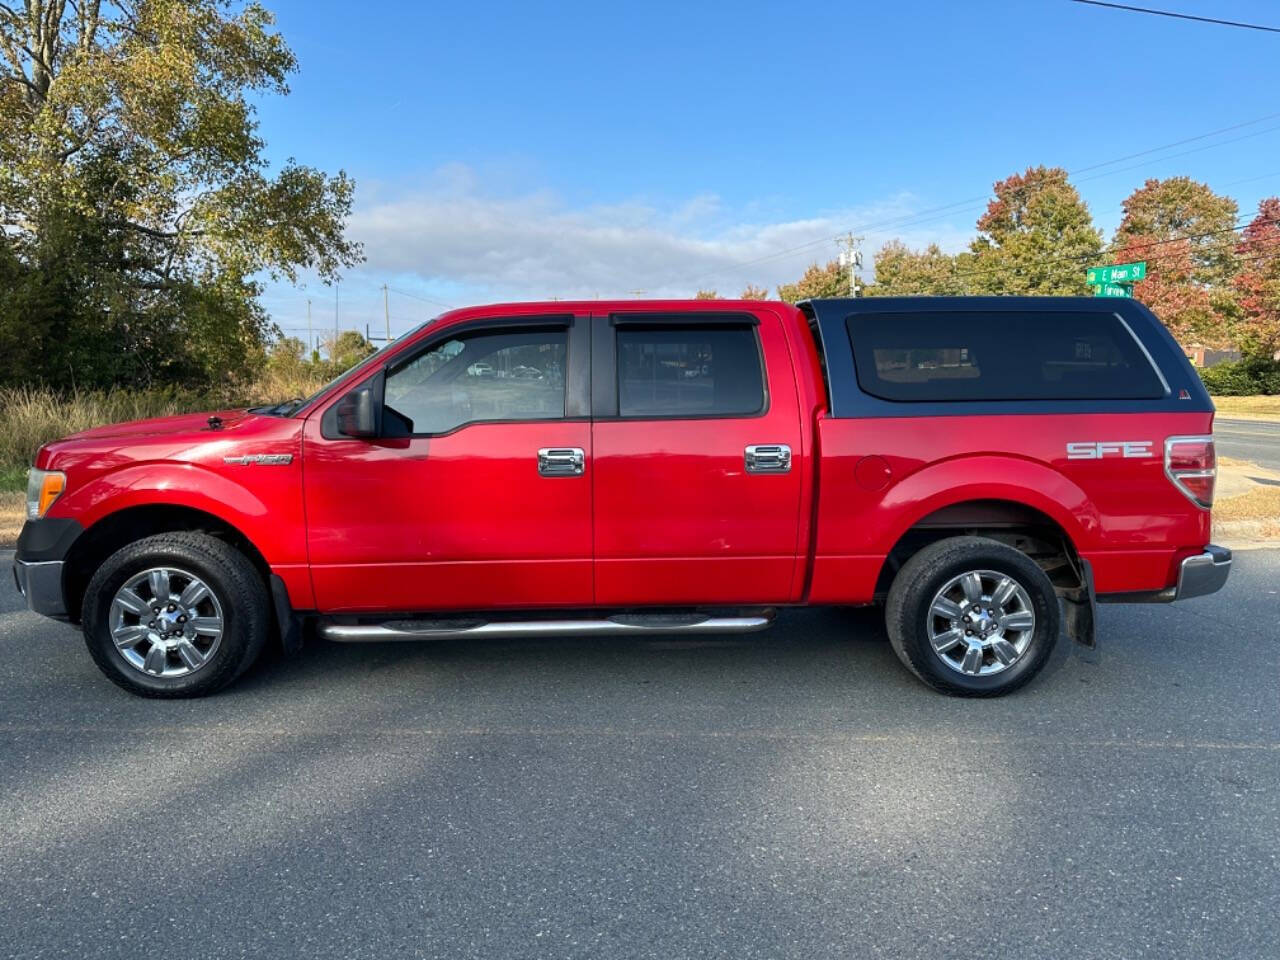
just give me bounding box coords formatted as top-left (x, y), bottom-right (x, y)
top-left (538, 447), bottom-right (585, 477)
top-left (745, 444), bottom-right (792, 474)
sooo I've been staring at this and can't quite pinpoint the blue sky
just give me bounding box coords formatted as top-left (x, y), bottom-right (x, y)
top-left (251, 0), bottom-right (1280, 342)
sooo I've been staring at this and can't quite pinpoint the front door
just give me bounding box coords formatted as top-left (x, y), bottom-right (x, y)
top-left (303, 314), bottom-right (592, 613)
top-left (590, 309), bottom-right (804, 606)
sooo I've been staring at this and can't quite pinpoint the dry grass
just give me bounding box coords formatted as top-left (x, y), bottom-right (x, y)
top-left (1212, 395), bottom-right (1280, 421)
top-left (1212, 483), bottom-right (1280, 544)
top-left (0, 491), bottom-right (22, 548)
top-left (0, 371), bottom-right (327, 491)
top-left (1213, 485), bottom-right (1280, 522)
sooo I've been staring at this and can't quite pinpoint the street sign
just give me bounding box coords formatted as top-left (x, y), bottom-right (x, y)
top-left (1086, 261), bottom-right (1147, 285)
top-left (1092, 283), bottom-right (1132, 298)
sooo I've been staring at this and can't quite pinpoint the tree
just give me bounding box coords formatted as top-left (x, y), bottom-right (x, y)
top-left (1111, 234), bottom-right (1224, 347)
top-left (694, 289), bottom-right (721, 299)
top-left (739, 284), bottom-right (769, 300)
top-left (968, 166), bottom-right (1101, 295)
top-left (0, 0), bottom-right (361, 390)
top-left (264, 334), bottom-right (307, 377)
top-left (1112, 177), bottom-right (1239, 349)
top-left (1114, 177), bottom-right (1238, 285)
top-left (866, 240), bottom-right (973, 296)
top-left (777, 259), bottom-right (846, 303)
top-left (1233, 197), bottom-right (1280, 358)
top-left (322, 330), bottom-right (376, 372)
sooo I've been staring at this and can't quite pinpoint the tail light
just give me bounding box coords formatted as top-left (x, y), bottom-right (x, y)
top-left (1164, 436), bottom-right (1216, 508)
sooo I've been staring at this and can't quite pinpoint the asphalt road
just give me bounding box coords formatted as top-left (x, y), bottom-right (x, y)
top-left (1216, 418), bottom-right (1280, 472)
top-left (1, 551), bottom-right (1278, 960)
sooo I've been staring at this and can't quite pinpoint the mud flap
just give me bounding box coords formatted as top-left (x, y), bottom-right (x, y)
top-left (269, 574), bottom-right (305, 655)
top-left (1060, 557), bottom-right (1098, 655)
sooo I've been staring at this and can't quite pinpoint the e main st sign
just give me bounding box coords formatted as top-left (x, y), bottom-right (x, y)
top-left (1086, 261), bottom-right (1146, 298)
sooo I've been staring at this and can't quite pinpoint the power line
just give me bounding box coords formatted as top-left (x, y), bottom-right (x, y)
top-left (678, 112), bottom-right (1280, 290)
top-left (386, 287), bottom-right (454, 309)
top-left (1070, 1), bottom-right (1280, 33)
top-left (927, 215), bottom-right (1280, 290)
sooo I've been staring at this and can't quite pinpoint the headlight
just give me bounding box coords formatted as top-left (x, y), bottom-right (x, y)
top-left (25, 468), bottom-right (66, 520)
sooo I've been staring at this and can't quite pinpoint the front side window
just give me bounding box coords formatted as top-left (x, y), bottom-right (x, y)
top-left (847, 312), bottom-right (1166, 402)
top-left (384, 326), bottom-right (567, 434)
top-left (616, 324), bottom-right (765, 418)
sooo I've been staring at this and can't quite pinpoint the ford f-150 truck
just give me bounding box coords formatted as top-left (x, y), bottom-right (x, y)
top-left (14, 297), bottom-right (1230, 698)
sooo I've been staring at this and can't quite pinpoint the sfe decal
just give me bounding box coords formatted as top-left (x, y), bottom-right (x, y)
top-left (1066, 441), bottom-right (1154, 460)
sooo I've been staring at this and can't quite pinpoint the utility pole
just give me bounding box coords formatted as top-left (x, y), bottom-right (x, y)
top-left (837, 233), bottom-right (864, 297)
top-left (334, 280), bottom-right (340, 356)
top-left (382, 284), bottom-right (391, 343)
top-left (306, 299), bottom-right (312, 356)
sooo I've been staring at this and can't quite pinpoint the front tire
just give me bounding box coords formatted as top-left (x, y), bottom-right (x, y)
top-left (885, 536), bottom-right (1060, 697)
top-left (81, 532), bottom-right (270, 698)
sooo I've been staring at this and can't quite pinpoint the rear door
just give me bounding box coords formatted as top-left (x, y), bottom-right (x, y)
top-left (590, 309), bottom-right (804, 605)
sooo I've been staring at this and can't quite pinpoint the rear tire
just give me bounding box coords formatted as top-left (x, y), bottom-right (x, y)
top-left (81, 532), bottom-right (270, 698)
top-left (885, 536), bottom-right (1059, 697)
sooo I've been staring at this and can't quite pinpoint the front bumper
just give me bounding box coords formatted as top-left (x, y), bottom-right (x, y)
top-left (1174, 544), bottom-right (1232, 601)
top-left (13, 516), bottom-right (82, 621)
top-left (12, 558), bottom-right (69, 619)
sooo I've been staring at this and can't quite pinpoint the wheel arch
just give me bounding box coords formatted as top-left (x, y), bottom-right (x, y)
top-left (873, 497), bottom-right (1087, 601)
top-left (62, 504), bottom-right (271, 624)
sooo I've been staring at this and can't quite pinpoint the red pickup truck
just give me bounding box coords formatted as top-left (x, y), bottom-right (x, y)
top-left (14, 297), bottom-right (1229, 698)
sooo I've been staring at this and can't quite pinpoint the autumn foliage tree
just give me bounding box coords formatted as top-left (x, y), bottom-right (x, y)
top-left (1233, 198), bottom-right (1280, 358)
top-left (777, 259), bottom-right (846, 303)
top-left (1112, 177), bottom-right (1239, 348)
top-left (0, 0), bottom-right (362, 390)
top-left (866, 240), bottom-right (973, 296)
top-left (968, 166), bottom-right (1101, 295)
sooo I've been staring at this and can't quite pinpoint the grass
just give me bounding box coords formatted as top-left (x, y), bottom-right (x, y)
top-left (1212, 395), bottom-right (1280, 421)
top-left (1213, 485), bottom-right (1280, 542)
top-left (0, 371), bottom-right (326, 493)
top-left (0, 491), bottom-right (22, 547)
top-left (1213, 485), bottom-right (1280, 523)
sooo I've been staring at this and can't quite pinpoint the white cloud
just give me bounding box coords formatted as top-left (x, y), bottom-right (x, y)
top-left (261, 166), bottom-right (978, 333)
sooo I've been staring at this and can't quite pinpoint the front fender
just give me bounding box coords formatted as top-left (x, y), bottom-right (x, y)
top-left (49, 460), bottom-right (307, 566)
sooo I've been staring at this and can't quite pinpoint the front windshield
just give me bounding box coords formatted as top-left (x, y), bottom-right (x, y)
top-left (263, 315), bottom-right (440, 417)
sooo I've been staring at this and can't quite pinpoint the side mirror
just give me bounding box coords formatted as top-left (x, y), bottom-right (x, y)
top-left (335, 383), bottom-right (381, 438)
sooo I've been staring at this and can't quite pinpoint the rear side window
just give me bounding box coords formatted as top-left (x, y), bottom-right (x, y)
top-left (846, 311), bottom-right (1166, 402)
top-left (616, 324), bottom-right (765, 417)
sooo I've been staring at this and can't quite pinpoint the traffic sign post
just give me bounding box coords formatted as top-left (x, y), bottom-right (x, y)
top-left (1086, 261), bottom-right (1147, 285)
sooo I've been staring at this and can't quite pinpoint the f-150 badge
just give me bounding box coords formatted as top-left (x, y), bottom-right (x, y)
top-left (223, 454), bottom-right (294, 465)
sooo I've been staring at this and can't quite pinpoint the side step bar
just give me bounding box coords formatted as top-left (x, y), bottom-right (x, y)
top-left (318, 610), bottom-right (776, 643)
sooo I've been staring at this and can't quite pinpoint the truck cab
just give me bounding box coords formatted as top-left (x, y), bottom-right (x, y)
top-left (14, 297), bottom-right (1229, 698)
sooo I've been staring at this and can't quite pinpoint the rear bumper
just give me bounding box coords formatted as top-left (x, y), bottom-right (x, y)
top-left (12, 558), bottom-right (69, 620)
top-left (1174, 544), bottom-right (1232, 601)
top-left (1096, 544), bottom-right (1232, 604)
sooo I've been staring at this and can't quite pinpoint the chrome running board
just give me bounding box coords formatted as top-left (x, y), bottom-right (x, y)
top-left (318, 610), bottom-right (776, 643)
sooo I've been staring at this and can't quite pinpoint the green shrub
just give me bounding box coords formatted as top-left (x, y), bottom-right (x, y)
top-left (1199, 356), bottom-right (1280, 396)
